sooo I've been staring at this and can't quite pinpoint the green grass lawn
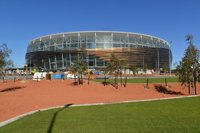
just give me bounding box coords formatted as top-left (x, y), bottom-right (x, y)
top-left (1, 96), bottom-right (200, 133)
top-left (94, 77), bottom-right (179, 83)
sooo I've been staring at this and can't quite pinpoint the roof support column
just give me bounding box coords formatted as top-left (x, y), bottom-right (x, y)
top-left (29, 55), bottom-right (32, 74)
top-left (62, 53), bottom-right (64, 69)
top-left (69, 52), bottom-right (71, 66)
top-left (157, 48), bottom-right (160, 74)
top-left (49, 58), bottom-right (51, 70)
top-left (55, 55), bottom-right (57, 70)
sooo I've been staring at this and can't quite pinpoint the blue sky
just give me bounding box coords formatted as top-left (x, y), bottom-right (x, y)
top-left (0, 0), bottom-right (200, 68)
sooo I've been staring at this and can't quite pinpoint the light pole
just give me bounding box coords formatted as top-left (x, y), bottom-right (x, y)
top-left (29, 55), bottom-right (32, 74)
top-left (25, 64), bottom-right (28, 79)
top-left (157, 48), bottom-right (160, 74)
top-left (143, 54), bottom-right (144, 70)
top-left (169, 42), bottom-right (172, 76)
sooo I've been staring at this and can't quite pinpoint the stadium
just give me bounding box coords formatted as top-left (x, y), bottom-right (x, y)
top-left (26, 31), bottom-right (172, 72)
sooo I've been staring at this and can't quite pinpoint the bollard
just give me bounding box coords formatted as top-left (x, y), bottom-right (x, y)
top-left (124, 76), bottom-right (127, 87)
top-left (88, 77), bottom-right (90, 85)
top-left (14, 77), bottom-right (16, 82)
top-left (37, 76), bottom-right (38, 82)
top-left (145, 78), bottom-right (149, 89)
top-left (165, 78), bottom-right (168, 88)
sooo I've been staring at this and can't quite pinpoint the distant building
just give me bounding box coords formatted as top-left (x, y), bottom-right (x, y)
top-left (26, 31), bottom-right (172, 71)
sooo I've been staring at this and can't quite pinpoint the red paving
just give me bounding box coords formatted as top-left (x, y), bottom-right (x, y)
top-left (0, 79), bottom-right (199, 122)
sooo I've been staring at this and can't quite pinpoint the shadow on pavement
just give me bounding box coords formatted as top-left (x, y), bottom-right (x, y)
top-left (154, 85), bottom-right (184, 95)
top-left (0, 86), bottom-right (26, 93)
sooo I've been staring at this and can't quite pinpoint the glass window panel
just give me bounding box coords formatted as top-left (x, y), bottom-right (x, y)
top-left (56, 37), bottom-right (63, 44)
top-left (136, 37), bottom-right (142, 44)
top-left (96, 43), bottom-right (104, 48)
top-left (80, 43), bottom-right (86, 48)
top-left (86, 35), bottom-right (95, 42)
top-left (96, 34), bottom-right (112, 42)
top-left (129, 37), bottom-right (136, 43)
top-left (50, 38), bottom-right (57, 45)
top-left (129, 44), bottom-right (135, 48)
top-left (89, 62), bottom-right (94, 66)
top-left (142, 38), bottom-right (148, 44)
top-left (113, 36), bottom-right (121, 42)
top-left (70, 36), bottom-right (78, 43)
top-left (97, 59), bottom-right (104, 66)
top-left (55, 44), bottom-right (63, 50)
top-left (50, 46), bottom-right (55, 51)
top-left (63, 35), bottom-right (70, 43)
top-left (113, 43), bottom-right (121, 47)
top-left (50, 57), bottom-right (55, 62)
top-left (121, 36), bottom-right (127, 43)
top-left (104, 43), bottom-right (112, 48)
top-left (70, 43), bottom-right (78, 49)
top-left (87, 42), bottom-right (96, 49)
top-left (104, 35), bottom-right (112, 42)
top-left (56, 54), bottom-right (62, 60)
top-left (63, 44), bottom-right (70, 50)
top-left (80, 36), bottom-right (86, 42)
top-left (96, 35), bottom-right (104, 42)
top-left (121, 44), bottom-right (127, 47)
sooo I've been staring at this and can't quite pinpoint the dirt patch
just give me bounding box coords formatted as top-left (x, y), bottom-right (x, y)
top-left (0, 79), bottom-right (199, 122)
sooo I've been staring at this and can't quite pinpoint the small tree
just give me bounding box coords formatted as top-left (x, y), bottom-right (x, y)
top-left (118, 60), bottom-right (125, 87)
top-left (106, 54), bottom-right (127, 88)
top-left (0, 43), bottom-right (12, 77)
top-left (69, 54), bottom-right (87, 85)
top-left (176, 35), bottom-right (200, 95)
top-left (123, 65), bottom-right (128, 87)
top-left (130, 65), bottom-right (137, 76)
top-left (107, 54), bottom-right (118, 88)
top-left (163, 64), bottom-right (169, 75)
top-left (68, 63), bottom-right (78, 83)
top-left (102, 68), bottom-right (109, 86)
top-left (143, 64), bottom-right (148, 74)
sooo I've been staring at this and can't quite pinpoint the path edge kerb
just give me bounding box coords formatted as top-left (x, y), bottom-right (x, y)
top-left (1, 94), bottom-right (200, 127)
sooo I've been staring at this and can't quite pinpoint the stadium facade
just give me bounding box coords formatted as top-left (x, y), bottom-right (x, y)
top-left (26, 31), bottom-right (172, 71)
